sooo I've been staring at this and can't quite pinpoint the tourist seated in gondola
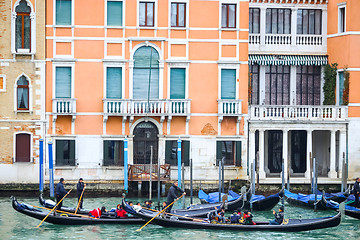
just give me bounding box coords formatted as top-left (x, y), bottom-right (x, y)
top-left (269, 206), bottom-right (284, 225)
top-left (161, 201), bottom-right (167, 210)
top-left (89, 207), bottom-right (102, 218)
top-left (217, 208), bottom-right (226, 223)
top-left (243, 210), bottom-right (256, 225)
top-left (230, 210), bottom-right (242, 223)
top-left (115, 204), bottom-right (128, 218)
top-left (133, 202), bottom-right (142, 212)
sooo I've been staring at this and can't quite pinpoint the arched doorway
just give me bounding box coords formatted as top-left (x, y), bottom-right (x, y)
top-left (133, 122), bottom-right (158, 164)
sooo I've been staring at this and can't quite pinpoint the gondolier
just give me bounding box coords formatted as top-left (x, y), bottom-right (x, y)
top-left (166, 181), bottom-right (185, 213)
top-left (55, 178), bottom-right (68, 213)
top-left (76, 178), bottom-right (86, 209)
top-left (353, 177), bottom-right (360, 207)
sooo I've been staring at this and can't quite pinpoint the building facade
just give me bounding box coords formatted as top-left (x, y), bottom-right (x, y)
top-left (0, 0), bottom-right (46, 183)
top-left (45, 0), bottom-right (249, 183)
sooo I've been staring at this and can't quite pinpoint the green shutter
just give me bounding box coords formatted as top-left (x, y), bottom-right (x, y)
top-left (55, 67), bottom-right (71, 98)
top-left (56, 0), bottom-right (72, 25)
top-left (107, 1), bottom-right (123, 26)
top-left (165, 141), bottom-right (172, 165)
top-left (106, 67), bottom-right (122, 98)
top-left (170, 68), bottom-right (186, 99)
top-left (133, 46), bottom-right (159, 99)
top-left (216, 141), bottom-right (222, 166)
top-left (235, 141), bottom-right (242, 167)
top-left (221, 69), bottom-right (236, 99)
top-left (182, 141), bottom-right (190, 166)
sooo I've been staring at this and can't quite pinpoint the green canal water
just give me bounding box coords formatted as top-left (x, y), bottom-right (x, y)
top-left (1, 195), bottom-right (360, 240)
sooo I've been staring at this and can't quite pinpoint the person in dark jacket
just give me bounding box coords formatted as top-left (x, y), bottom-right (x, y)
top-left (165, 181), bottom-right (185, 213)
top-left (353, 177), bottom-right (360, 207)
top-left (76, 178), bottom-right (86, 209)
top-left (55, 178), bottom-right (68, 212)
top-left (269, 206), bottom-right (284, 225)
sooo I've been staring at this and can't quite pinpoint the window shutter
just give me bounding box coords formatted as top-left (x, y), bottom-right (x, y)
top-left (55, 67), bottom-right (71, 98)
top-left (165, 141), bottom-right (172, 165)
top-left (106, 67), bottom-right (122, 99)
top-left (182, 141), bottom-right (190, 166)
top-left (107, 1), bottom-right (123, 26)
top-left (170, 68), bottom-right (186, 99)
top-left (56, 0), bottom-right (72, 25)
top-left (235, 141), bottom-right (242, 166)
top-left (216, 141), bottom-right (222, 166)
top-left (221, 69), bottom-right (236, 99)
top-left (339, 72), bottom-right (344, 105)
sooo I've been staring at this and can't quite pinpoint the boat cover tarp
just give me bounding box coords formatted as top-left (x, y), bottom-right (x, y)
top-left (198, 190), bottom-right (239, 203)
top-left (285, 190), bottom-right (322, 203)
top-left (326, 200), bottom-right (360, 212)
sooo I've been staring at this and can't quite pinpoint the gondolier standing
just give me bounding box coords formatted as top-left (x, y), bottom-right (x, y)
top-left (55, 178), bottom-right (68, 212)
top-left (353, 177), bottom-right (360, 208)
top-left (76, 178), bottom-right (86, 209)
top-left (166, 181), bottom-right (185, 213)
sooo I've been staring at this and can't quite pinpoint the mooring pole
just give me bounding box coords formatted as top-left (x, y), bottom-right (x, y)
top-left (157, 157), bottom-right (161, 209)
top-left (48, 140), bottom-right (54, 199)
top-left (190, 158), bottom-right (193, 204)
top-left (218, 158), bottom-right (222, 203)
top-left (149, 146), bottom-right (153, 200)
top-left (177, 138), bottom-right (182, 188)
top-left (221, 157), bottom-right (225, 194)
top-left (341, 152), bottom-right (345, 192)
top-left (39, 139), bottom-right (44, 193)
top-left (182, 162), bottom-right (185, 208)
top-left (287, 157), bottom-right (290, 191)
top-left (314, 157), bottom-right (317, 211)
top-left (251, 158), bottom-right (256, 195)
top-left (281, 159), bottom-right (285, 206)
top-left (124, 138), bottom-right (128, 193)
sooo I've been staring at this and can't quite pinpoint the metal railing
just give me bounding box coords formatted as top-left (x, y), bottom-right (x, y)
top-left (128, 164), bottom-right (171, 181)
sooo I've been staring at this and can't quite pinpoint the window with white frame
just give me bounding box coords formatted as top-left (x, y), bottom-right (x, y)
top-left (107, 0), bottom-right (123, 26)
top-left (15, 133), bottom-right (31, 162)
top-left (16, 76), bottom-right (30, 110)
top-left (266, 8), bottom-right (291, 34)
top-left (249, 8), bottom-right (260, 34)
top-left (221, 69), bottom-right (236, 99)
top-left (55, 139), bottom-right (76, 166)
top-left (216, 141), bottom-right (241, 166)
top-left (221, 3), bottom-right (236, 28)
top-left (265, 65), bottom-right (290, 105)
top-left (338, 71), bottom-right (345, 105)
top-left (55, 66), bottom-right (72, 98)
top-left (15, 0), bottom-right (31, 52)
top-left (106, 67), bottom-right (122, 99)
top-left (139, 1), bottom-right (155, 27)
top-left (296, 66), bottom-right (321, 105)
top-left (0, 75), bottom-right (6, 92)
top-left (338, 5), bottom-right (346, 33)
top-left (56, 0), bottom-right (72, 25)
top-left (103, 140), bottom-right (124, 166)
top-left (171, 2), bottom-right (186, 27)
top-left (170, 68), bottom-right (185, 99)
top-left (297, 9), bottom-right (322, 35)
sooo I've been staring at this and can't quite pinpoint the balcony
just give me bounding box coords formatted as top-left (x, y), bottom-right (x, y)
top-left (249, 33), bottom-right (326, 54)
top-left (250, 105), bottom-right (348, 122)
top-left (217, 99), bottom-right (243, 122)
top-left (52, 98), bottom-right (77, 121)
top-left (103, 99), bottom-right (191, 122)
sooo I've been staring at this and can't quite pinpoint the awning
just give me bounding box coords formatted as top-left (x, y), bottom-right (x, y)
top-left (248, 55), bottom-right (328, 66)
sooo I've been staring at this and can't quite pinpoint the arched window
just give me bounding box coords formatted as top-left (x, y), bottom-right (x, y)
top-left (133, 46), bottom-right (159, 99)
top-left (15, 0), bottom-right (31, 51)
top-left (17, 76), bottom-right (29, 110)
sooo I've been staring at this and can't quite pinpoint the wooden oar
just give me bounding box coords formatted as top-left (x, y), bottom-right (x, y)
top-left (75, 186), bottom-right (85, 214)
top-left (136, 193), bottom-right (185, 232)
top-left (30, 204), bottom-right (97, 219)
top-left (36, 189), bottom-right (72, 228)
top-left (141, 206), bottom-right (203, 221)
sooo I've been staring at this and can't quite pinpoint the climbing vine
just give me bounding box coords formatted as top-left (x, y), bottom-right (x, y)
top-left (323, 63), bottom-right (338, 105)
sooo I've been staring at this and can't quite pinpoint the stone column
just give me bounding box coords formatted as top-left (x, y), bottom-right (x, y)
top-left (249, 129), bottom-right (256, 173)
top-left (329, 130), bottom-right (337, 178)
top-left (260, 7), bottom-right (266, 45)
top-left (259, 129), bottom-right (266, 179)
top-left (338, 130), bottom-right (346, 177)
top-left (283, 129), bottom-right (289, 180)
top-left (305, 130), bottom-right (313, 179)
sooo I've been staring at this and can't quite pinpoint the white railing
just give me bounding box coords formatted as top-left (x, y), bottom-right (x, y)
top-left (249, 34), bottom-right (260, 44)
top-left (296, 35), bottom-right (323, 45)
top-left (265, 34), bottom-right (291, 45)
top-left (52, 98), bottom-right (76, 114)
top-left (250, 105), bottom-right (348, 121)
top-left (218, 99), bottom-right (243, 116)
top-left (103, 99), bottom-right (191, 117)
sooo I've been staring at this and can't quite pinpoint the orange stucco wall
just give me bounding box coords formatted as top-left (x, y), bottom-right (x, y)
top-left (46, 0), bottom-right (248, 136)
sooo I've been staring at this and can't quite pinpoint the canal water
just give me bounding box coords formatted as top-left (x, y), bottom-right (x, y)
top-left (1, 195), bottom-right (359, 240)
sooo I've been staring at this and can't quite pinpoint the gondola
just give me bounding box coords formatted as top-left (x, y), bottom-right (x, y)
top-left (122, 199), bottom-right (341, 232)
top-left (285, 189), bottom-right (328, 210)
top-left (326, 199), bottom-right (360, 220)
top-left (322, 188), bottom-right (350, 203)
top-left (40, 193), bottom-right (222, 218)
top-left (12, 196), bottom-right (145, 225)
top-left (199, 188), bottom-right (284, 211)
